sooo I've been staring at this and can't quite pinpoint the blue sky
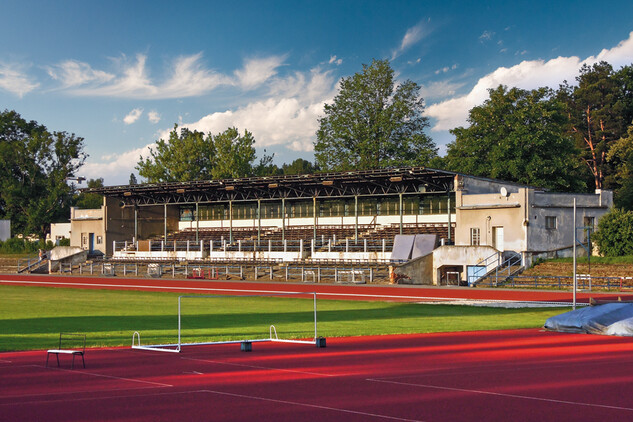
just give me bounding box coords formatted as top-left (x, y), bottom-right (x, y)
top-left (2, 0), bottom-right (633, 185)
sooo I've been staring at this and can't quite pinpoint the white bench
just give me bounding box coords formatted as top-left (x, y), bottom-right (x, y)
top-left (46, 333), bottom-right (86, 369)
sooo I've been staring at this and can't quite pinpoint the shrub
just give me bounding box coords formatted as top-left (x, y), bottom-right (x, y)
top-left (593, 208), bottom-right (633, 256)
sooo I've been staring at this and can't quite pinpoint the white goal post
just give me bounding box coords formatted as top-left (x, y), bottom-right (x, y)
top-left (132, 292), bottom-right (325, 353)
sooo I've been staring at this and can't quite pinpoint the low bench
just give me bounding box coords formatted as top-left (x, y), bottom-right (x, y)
top-left (46, 333), bottom-right (86, 369)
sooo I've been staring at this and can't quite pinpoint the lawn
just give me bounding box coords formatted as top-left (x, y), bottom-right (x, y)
top-left (0, 285), bottom-right (567, 351)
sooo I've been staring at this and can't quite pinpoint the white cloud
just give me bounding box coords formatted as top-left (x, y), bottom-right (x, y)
top-left (123, 108), bottom-right (143, 125)
top-left (328, 55), bottom-right (343, 65)
top-left (47, 60), bottom-right (114, 88)
top-left (479, 30), bottom-right (495, 42)
top-left (156, 67), bottom-right (337, 152)
top-left (391, 21), bottom-right (431, 60)
top-left (80, 143), bottom-right (155, 185)
top-left (233, 55), bottom-right (286, 90)
top-left (148, 110), bottom-right (161, 124)
top-left (426, 31), bottom-right (633, 132)
top-left (420, 80), bottom-right (465, 101)
top-left (53, 53), bottom-right (232, 99)
top-left (0, 62), bottom-right (39, 97)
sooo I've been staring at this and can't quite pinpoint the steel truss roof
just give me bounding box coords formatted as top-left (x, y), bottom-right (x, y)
top-left (84, 167), bottom-right (457, 207)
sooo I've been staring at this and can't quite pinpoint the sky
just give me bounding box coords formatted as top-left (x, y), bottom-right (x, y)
top-left (1, 0), bottom-right (633, 186)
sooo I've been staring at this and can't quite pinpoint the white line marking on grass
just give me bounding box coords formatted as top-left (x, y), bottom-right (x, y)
top-left (182, 357), bottom-right (340, 377)
top-left (201, 389), bottom-right (425, 421)
top-left (368, 378), bottom-right (633, 412)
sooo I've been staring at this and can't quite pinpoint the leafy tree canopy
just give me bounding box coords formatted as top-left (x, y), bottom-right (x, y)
top-left (593, 208), bottom-right (633, 256)
top-left (314, 59), bottom-right (437, 171)
top-left (444, 86), bottom-right (586, 191)
top-left (136, 126), bottom-right (265, 182)
top-left (74, 178), bottom-right (104, 209)
top-left (0, 109), bottom-right (86, 238)
top-left (607, 123), bottom-right (633, 210)
top-left (282, 158), bottom-right (318, 175)
top-left (557, 61), bottom-right (633, 190)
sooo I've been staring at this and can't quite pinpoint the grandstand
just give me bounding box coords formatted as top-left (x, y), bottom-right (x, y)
top-left (71, 166), bottom-right (612, 286)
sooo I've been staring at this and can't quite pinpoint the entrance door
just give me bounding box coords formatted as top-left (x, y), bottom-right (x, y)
top-left (493, 226), bottom-right (504, 251)
top-left (88, 233), bottom-right (94, 253)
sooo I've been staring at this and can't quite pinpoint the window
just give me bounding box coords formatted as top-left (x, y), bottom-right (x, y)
top-left (96, 236), bottom-right (102, 244)
top-left (470, 228), bottom-right (480, 246)
top-left (545, 216), bottom-right (557, 230)
top-left (583, 216), bottom-right (595, 230)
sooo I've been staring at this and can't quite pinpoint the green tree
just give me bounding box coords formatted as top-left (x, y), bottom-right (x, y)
top-left (0, 110), bottom-right (86, 238)
top-left (444, 86), bottom-right (586, 191)
top-left (129, 173), bottom-right (138, 185)
top-left (314, 59), bottom-right (437, 171)
top-left (211, 127), bottom-right (257, 179)
top-left (593, 208), bottom-right (633, 256)
top-left (607, 123), bottom-right (633, 210)
top-left (558, 62), bottom-right (633, 190)
top-left (282, 158), bottom-right (318, 175)
top-left (136, 126), bottom-right (215, 182)
top-left (74, 178), bottom-right (104, 209)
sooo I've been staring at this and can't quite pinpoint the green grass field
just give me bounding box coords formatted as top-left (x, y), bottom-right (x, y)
top-left (0, 285), bottom-right (568, 351)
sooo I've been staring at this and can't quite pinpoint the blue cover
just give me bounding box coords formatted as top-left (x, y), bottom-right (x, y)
top-left (544, 303), bottom-right (633, 335)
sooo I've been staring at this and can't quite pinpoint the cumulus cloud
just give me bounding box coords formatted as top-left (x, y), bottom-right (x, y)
top-left (148, 110), bottom-right (161, 124)
top-left (426, 31), bottom-right (633, 132)
top-left (0, 62), bottom-right (39, 97)
top-left (80, 143), bottom-right (155, 185)
top-left (156, 67), bottom-right (337, 152)
top-left (391, 20), bottom-right (432, 60)
top-left (123, 108), bottom-right (143, 125)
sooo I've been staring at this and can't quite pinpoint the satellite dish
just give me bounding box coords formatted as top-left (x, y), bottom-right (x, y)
top-left (500, 187), bottom-right (509, 197)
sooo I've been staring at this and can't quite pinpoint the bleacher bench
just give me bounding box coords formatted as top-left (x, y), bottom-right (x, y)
top-left (46, 333), bottom-right (86, 369)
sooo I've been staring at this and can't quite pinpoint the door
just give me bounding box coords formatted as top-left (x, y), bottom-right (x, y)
top-left (493, 226), bottom-right (504, 251)
top-left (88, 233), bottom-right (94, 253)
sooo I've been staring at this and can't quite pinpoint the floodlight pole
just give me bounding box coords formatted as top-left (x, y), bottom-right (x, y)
top-left (573, 198), bottom-right (577, 310)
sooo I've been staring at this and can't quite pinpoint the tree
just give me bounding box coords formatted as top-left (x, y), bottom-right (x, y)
top-left (136, 125), bottom-right (264, 182)
top-left (0, 110), bottom-right (87, 238)
top-left (74, 178), bottom-right (104, 209)
top-left (558, 62), bottom-right (633, 190)
top-left (444, 86), bottom-right (586, 191)
top-left (607, 123), bottom-right (633, 210)
top-left (129, 173), bottom-right (138, 185)
top-left (136, 126), bottom-right (215, 183)
top-left (211, 127), bottom-right (257, 179)
top-left (593, 208), bottom-right (633, 256)
top-left (314, 59), bottom-right (437, 171)
top-left (282, 158), bottom-right (318, 175)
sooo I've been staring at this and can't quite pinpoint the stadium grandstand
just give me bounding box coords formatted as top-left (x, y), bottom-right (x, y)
top-left (63, 166), bottom-right (612, 286)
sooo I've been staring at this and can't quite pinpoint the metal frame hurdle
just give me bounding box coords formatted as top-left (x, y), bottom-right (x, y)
top-left (132, 292), bottom-right (326, 353)
top-left (46, 333), bottom-right (86, 369)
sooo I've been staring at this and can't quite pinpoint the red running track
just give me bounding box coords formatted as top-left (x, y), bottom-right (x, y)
top-left (2, 329), bottom-right (633, 421)
top-left (1, 273), bottom-right (631, 303)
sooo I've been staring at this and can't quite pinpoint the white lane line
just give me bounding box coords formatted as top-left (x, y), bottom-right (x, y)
top-left (182, 356), bottom-right (340, 377)
top-left (0, 389), bottom-right (203, 407)
top-left (0, 385), bottom-right (169, 401)
top-left (0, 279), bottom-right (570, 304)
top-left (368, 378), bottom-right (633, 412)
top-left (45, 365), bottom-right (173, 387)
top-left (201, 389), bottom-right (425, 421)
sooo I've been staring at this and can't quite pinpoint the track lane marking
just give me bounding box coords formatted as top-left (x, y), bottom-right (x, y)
top-left (368, 378), bottom-right (633, 412)
top-left (182, 356), bottom-right (342, 377)
top-left (200, 389), bottom-right (425, 421)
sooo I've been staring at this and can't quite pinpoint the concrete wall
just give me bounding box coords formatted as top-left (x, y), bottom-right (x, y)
top-left (432, 245), bottom-right (499, 285)
top-left (395, 253), bottom-right (434, 284)
top-left (70, 206), bottom-right (106, 256)
top-left (48, 223), bottom-right (71, 244)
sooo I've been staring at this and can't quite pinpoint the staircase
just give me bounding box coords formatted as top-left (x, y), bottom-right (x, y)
top-left (470, 251), bottom-right (523, 287)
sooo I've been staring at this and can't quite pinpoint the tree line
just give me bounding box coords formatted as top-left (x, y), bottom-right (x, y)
top-left (1, 59), bottom-right (633, 252)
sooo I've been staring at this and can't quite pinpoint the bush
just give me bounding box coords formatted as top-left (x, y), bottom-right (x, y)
top-left (58, 238), bottom-right (70, 246)
top-left (593, 208), bottom-right (633, 256)
top-left (0, 238), bottom-right (53, 254)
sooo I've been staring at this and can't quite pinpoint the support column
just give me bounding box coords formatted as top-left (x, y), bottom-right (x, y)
top-left (195, 202), bottom-right (199, 243)
top-left (134, 205), bottom-right (138, 243)
top-left (313, 197), bottom-right (317, 242)
top-left (354, 195), bottom-right (358, 242)
top-left (447, 192), bottom-right (452, 243)
top-left (282, 198), bottom-right (286, 242)
top-left (257, 199), bottom-right (261, 244)
top-left (164, 203), bottom-right (167, 241)
top-left (229, 200), bottom-right (233, 243)
top-left (399, 193), bottom-right (403, 235)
